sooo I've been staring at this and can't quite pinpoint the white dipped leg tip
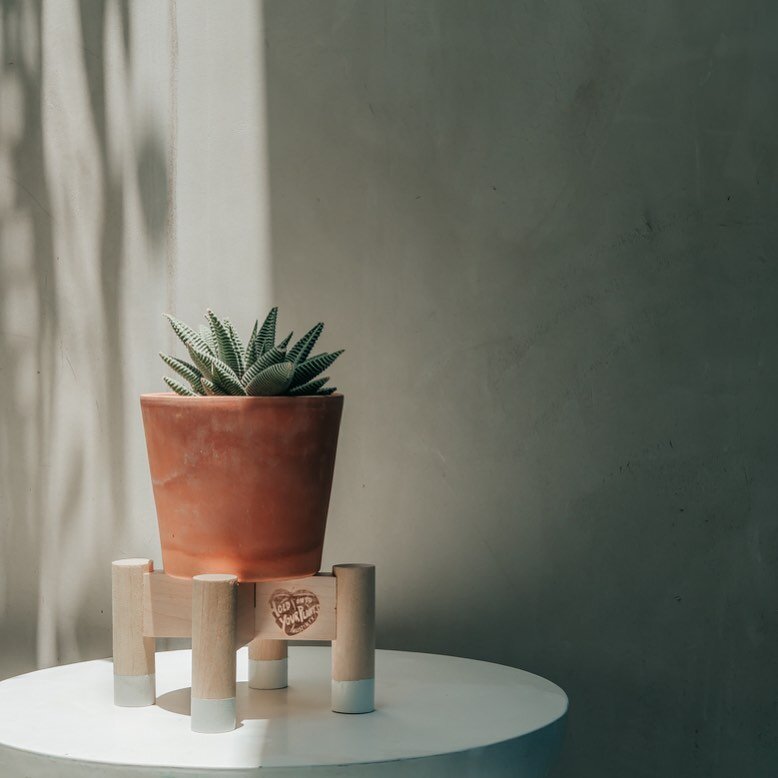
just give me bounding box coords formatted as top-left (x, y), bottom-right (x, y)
top-left (332, 678), bottom-right (375, 714)
top-left (191, 697), bottom-right (237, 733)
top-left (114, 674), bottom-right (156, 707)
top-left (249, 658), bottom-right (288, 690)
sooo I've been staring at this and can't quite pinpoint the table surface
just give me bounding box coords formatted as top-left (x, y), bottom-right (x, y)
top-left (0, 646), bottom-right (567, 776)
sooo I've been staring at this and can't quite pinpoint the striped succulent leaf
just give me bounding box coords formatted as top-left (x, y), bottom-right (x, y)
top-left (206, 309), bottom-right (242, 375)
top-left (245, 320), bottom-right (259, 365)
top-left (210, 357), bottom-right (245, 395)
top-left (256, 306), bottom-right (278, 356)
top-left (288, 322), bottom-right (324, 364)
top-left (164, 314), bottom-right (213, 356)
top-left (187, 342), bottom-right (216, 380)
top-left (287, 376), bottom-right (329, 396)
top-left (317, 386), bottom-right (336, 396)
top-left (242, 344), bottom-right (287, 387)
top-left (224, 319), bottom-right (245, 376)
top-left (244, 361), bottom-right (295, 396)
top-left (201, 377), bottom-right (227, 396)
top-left (290, 350), bottom-right (343, 389)
top-left (164, 376), bottom-right (197, 396)
top-left (198, 324), bottom-right (216, 354)
top-left (159, 353), bottom-right (203, 393)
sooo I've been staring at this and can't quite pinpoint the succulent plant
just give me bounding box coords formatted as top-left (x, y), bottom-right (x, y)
top-left (160, 307), bottom-right (343, 397)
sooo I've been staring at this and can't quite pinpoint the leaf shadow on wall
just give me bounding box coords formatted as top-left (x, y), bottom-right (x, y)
top-left (0, 0), bottom-right (169, 676)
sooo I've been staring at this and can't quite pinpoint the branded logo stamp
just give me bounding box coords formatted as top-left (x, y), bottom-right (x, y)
top-left (268, 589), bottom-right (320, 636)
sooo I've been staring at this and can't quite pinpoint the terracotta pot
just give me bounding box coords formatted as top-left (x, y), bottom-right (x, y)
top-left (140, 393), bottom-right (344, 581)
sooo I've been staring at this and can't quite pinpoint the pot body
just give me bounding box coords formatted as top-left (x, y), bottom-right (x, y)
top-left (141, 393), bottom-right (344, 581)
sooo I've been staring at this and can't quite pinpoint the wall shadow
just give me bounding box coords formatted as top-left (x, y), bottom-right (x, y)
top-left (0, 0), bottom-right (57, 676)
top-left (259, 2), bottom-right (778, 777)
top-left (0, 0), bottom-right (168, 677)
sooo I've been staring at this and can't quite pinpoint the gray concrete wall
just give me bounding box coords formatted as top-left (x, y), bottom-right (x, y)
top-left (1, 1), bottom-right (777, 776)
top-left (264, 2), bottom-right (778, 777)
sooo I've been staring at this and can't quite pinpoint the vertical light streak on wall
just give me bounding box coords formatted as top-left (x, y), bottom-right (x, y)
top-left (174, 0), bottom-right (273, 330)
top-left (36, 0), bottom-right (104, 669)
top-left (165, 0), bottom-right (178, 317)
top-left (256, 0), bottom-right (274, 311)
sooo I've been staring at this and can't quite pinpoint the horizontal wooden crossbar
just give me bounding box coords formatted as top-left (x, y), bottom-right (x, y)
top-left (142, 571), bottom-right (336, 644)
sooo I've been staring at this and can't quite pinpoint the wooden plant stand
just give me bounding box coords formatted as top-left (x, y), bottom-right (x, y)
top-left (111, 559), bottom-right (375, 733)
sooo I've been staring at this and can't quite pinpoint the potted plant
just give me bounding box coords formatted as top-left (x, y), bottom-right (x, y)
top-left (141, 307), bottom-right (344, 581)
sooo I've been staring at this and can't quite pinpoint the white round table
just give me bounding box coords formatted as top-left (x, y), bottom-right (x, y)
top-left (0, 647), bottom-right (567, 777)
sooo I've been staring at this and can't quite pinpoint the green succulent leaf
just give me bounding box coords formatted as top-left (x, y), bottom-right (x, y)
top-left (242, 344), bottom-right (287, 386)
top-left (163, 376), bottom-right (198, 396)
top-left (164, 314), bottom-right (213, 356)
top-left (317, 386), bottom-right (337, 396)
top-left (244, 361), bottom-right (295, 396)
top-left (245, 320), bottom-right (259, 365)
top-left (187, 341), bottom-right (216, 380)
top-left (256, 306), bottom-right (278, 356)
top-left (290, 350), bottom-right (343, 389)
top-left (210, 357), bottom-right (245, 395)
top-left (198, 324), bottom-right (216, 354)
top-left (201, 377), bottom-right (227, 396)
top-left (287, 376), bottom-right (329, 396)
top-left (159, 353), bottom-right (203, 393)
top-left (224, 319), bottom-right (245, 376)
top-left (206, 309), bottom-right (242, 375)
top-left (288, 322), bottom-right (324, 364)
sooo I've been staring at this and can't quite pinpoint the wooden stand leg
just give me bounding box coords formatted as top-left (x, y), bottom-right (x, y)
top-left (191, 574), bottom-right (237, 733)
top-left (332, 564), bottom-right (375, 713)
top-left (112, 559), bottom-right (156, 706)
top-left (248, 638), bottom-right (288, 689)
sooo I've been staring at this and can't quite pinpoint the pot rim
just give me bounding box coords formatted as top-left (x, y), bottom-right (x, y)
top-left (141, 391), bottom-right (343, 406)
